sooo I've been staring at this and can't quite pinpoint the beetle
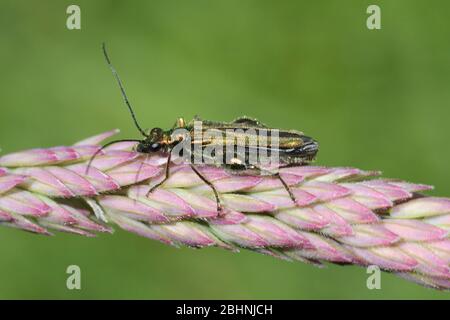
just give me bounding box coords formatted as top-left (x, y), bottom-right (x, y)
top-left (88, 44), bottom-right (319, 215)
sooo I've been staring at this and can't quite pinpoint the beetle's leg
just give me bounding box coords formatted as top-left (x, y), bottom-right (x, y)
top-left (273, 172), bottom-right (297, 205)
top-left (134, 153), bottom-right (149, 200)
top-left (146, 151), bottom-right (172, 196)
top-left (189, 164), bottom-right (223, 216)
top-left (135, 153), bottom-right (148, 182)
top-left (225, 163), bottom-right (298, 206)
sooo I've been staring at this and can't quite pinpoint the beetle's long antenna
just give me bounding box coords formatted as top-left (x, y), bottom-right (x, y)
top-left (102, 43), bottom-right (148, 137)
top-left (85, 139), bottom-right (141, 175)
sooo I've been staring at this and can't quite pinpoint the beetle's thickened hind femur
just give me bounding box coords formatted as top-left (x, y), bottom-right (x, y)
top-left (0, 129), bottom-right (449, 290)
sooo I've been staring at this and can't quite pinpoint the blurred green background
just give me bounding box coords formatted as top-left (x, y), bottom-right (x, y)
top-left (0, 0), bottom-right (449, 299)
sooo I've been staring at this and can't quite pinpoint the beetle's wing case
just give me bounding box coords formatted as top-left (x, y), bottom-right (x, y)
top-left (189, 116), bottom-right (267, 128)
top-left (185, 117), bottom-right (318, 167)
top-left (188, 127), bottom-right (306, 149)
top-left (188, 116), bottom-right (268, 129)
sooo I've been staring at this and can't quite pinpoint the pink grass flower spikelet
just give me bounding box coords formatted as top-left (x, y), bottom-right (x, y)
top-left (1, 130), bottom-right (450, 290)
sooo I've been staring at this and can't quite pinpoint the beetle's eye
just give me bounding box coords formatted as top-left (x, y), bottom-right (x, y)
top-left (150, 143), bottom-right (161, 152)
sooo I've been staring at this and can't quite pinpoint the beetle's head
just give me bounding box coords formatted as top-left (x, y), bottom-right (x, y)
top-left (137, 127), bottom-right (164, 153)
